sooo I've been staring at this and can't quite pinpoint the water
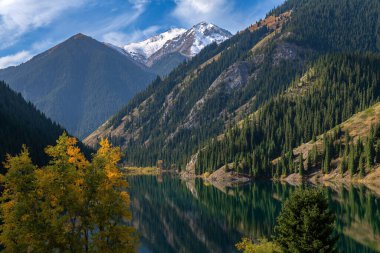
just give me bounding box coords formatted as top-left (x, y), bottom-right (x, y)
top-left (127, 175), bottom-right (380, 253)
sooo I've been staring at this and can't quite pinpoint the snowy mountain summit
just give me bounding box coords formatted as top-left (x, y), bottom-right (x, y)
top-left (185, 22), bottom-right (232, 56)
top-left (124, 28), bottom-right (187, 63)
top-left (122, 22), bottom-right (232, 68)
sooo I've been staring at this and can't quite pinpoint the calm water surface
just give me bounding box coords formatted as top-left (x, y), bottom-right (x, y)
top-left (128, 175), bottom-right (380, 253)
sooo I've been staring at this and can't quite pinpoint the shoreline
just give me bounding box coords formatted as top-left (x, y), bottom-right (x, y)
top-left (179, 166), bottom-right (380, 196)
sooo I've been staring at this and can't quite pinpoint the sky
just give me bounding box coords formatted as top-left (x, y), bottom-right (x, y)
top-left (0, 0), bottom-right (284, 69)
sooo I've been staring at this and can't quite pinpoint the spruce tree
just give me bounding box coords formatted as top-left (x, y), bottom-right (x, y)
top-left (274, 189), bottom-right (337, 253)
top-left (306, 154), bottom-right (312, 171)
top-left (348, 147), bottom-right (356, 177)
top-left (359, 156), bottom-right (365, 178)
top-left (323, 157), bottom-right (330, 174)
top-left (276, 162), bottom-right (281, 178)
top-left (299, 157), bottom-right (304, 176)
top-left (376, 140), bottom-right (380, 163)
top-left (340, 155), bottom-right (347, 175)
top-left (365, 136), bottom-right (374, 170)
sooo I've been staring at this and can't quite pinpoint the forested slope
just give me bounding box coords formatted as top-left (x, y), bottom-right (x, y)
top-left (195, 54), bottom-right (380, 177)
top-left (0, 81), bottom-right (65, 168)
top-left (85, 0), bottom-right (380, 170)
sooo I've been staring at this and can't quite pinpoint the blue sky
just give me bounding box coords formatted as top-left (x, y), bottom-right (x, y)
top-left (0, 0), bottom-right (284, 69)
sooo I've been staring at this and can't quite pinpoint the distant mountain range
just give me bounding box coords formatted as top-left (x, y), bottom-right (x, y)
top-left (0, 22), bottom-right (231, 139)
top-left (0, 34), bottom-right (156, 139)
top-left (123, 28), bottom-right (187, 64)
top-left (122, 22), bottom-right (232, 75)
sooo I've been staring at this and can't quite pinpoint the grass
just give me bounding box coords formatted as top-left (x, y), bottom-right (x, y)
top-left (124, 166), bottom-right (160, 176)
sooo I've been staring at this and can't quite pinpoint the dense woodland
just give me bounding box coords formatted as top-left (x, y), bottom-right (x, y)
top-left (100, 0), bottom-right (380, 171)
top-left (196, 54), bottom-right (380, 176)
top-left (2, 0), bottom-right (380, 252)
top-left (111, 25), bottom-right (277, 166)
top-left (0, 81), bottom-right (64, 169)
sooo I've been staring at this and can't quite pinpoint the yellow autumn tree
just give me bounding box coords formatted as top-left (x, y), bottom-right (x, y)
top-left (236, 238), bottom-right (282, 253)
top-left (0, 133), bottom-right (138, 253)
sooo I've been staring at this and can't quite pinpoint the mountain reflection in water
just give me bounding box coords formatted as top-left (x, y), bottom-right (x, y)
top-left (128, 175), bottom-right (380, 253)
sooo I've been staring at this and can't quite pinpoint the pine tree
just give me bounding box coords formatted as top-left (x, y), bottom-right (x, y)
top-left (281, 158), bottom-right (287, 177)
top-left (276, 162), bottom-right (281, 178)
top-left (340, 155), bottom-right (347, 175)
top-left (348, 147), bottom-right (356, 177)
top-left (298, 156), bottom-right (304, 176)
top-left (344, 131), bottom-right (351, 156)
top-left (365, 135), bottom-right (374, 170)
top-left (311, 145), bottom-right (318, 166)
top-left (306, 154), bottom-right (312, 171)
top-left (323, 157), bottom-right (330, 174)
top-left (274, 189), bottom-right (337, 253)
top-left (359, 156), bottom-right (365, 178)
top-left (376, 140), bottom-right (380, 163)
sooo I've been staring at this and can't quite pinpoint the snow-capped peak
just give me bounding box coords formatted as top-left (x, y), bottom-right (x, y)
top-left (187, 21), bottom-right (232, 56)
top-left (123, 28), bottom-right (187, 62)
top-left (192, 21), bottom-right (216, 33)
top-left (115, 22), bottom-right (232, 68)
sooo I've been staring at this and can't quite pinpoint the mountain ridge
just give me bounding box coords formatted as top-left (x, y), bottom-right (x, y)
top-left (0, 33), bottom-right (156, 139)
top-left (121, 22), bottom-right (232, 75)
top-left (84, 0), bottom-right (380, 172)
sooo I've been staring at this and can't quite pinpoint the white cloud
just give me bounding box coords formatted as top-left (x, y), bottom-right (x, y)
top-left (95, 0), bottom-right (153, 45)
top-left (0, 51), bottom-right (32, 69)
top-left (0, 0), bottom-right (151, 69)
top-left (0, 0), bottom-right (86, 49)
top-left (173, 0), bottom-right (231, 27)
top-left (102, 26), bottom-right (160, 46)
top-left (128, 0), bottom-right (150, 10)
top-left (172, 0), bottom-right (285, 33)
top-left (0, 39), bottom-right (56, 69)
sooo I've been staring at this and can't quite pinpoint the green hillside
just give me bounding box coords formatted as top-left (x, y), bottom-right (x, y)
top-left (85, 0), bottom-right (380, 171)
top-left (195, 54), bottom-right (380, 176)
top-left (0, 81), bottom-right (65, 169)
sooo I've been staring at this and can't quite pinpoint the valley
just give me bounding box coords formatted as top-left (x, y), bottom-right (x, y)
top-left (1, 0), bottom-right (380, 252)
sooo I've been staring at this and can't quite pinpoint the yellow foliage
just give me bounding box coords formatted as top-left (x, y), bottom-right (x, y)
top-left (0, 134), bottom-right (137, 253)
top-left (124, 166), bottom-right (159, 176)
top-left (236, 238), bottom-right (282, 253)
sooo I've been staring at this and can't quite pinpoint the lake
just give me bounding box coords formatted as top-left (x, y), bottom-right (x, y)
top-left (128, 175), bottom-right (380, 253)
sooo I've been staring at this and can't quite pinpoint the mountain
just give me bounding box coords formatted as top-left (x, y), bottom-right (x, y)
top-left (0, 81), bottom-right (65, 169)
top-left (194, 54), bottom-right (380, 177)
top-left (123, 22), bottom-right (232, 76)
top-left (84, 0), bottom-right (380, 172)
top-left (0, 34), bottom-right (156, 139)
top-left (124, 28), bottom-right (187, 64)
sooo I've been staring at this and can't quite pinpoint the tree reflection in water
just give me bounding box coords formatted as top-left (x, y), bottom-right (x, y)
top-left (128, 175), bottom-right (380, 253)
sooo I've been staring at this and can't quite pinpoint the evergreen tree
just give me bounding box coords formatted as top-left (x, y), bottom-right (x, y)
top-left (298, 157), bottom-right (304, 176)
top-left (306, 154), bottom-right (312, 171)
top-left (194, 54), bottom-right (380, 177)
top-left (365, 135), bottom-right (374, 170)
top-left (348, 147), bottom-right (356, 177)
top-left (276, 162), bottom-right (281, 178)
top-left (376, 140), bottom-right (380, 164)
top-left (274, 189), bottom-right (337, 253)
top-left (340, 155), bottom-right (347, 176)
top-left (359, 156), bottom-right (365, 178)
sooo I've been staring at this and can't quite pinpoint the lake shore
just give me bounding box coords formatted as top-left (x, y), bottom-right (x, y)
top-left (180, 165), bottom-right (380, 196)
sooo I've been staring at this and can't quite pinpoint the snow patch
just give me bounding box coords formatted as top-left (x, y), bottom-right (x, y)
top-left (123, 28), bottom-right (187, 62)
